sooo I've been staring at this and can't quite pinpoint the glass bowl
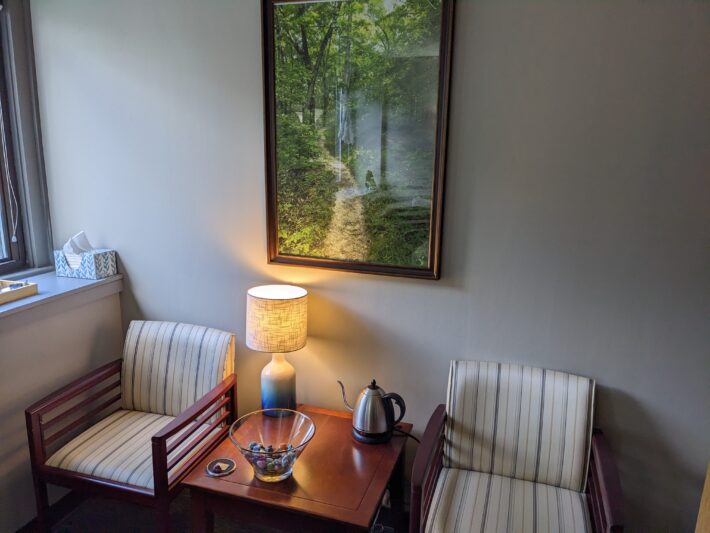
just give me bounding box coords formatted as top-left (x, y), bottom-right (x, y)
top-left (228, 409), bottom-right (316, 482)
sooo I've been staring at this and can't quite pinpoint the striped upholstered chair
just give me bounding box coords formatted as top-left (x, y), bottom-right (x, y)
top-left (26, 321), bottom-right (237, 532)
top-left (411, 360), bottom-right (624, 533)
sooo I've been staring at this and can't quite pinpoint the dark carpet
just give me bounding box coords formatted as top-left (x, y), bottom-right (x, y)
top-left (39, 491), bottom-right (398, 533)
top-left (44, 492), bottom-right (280, 533)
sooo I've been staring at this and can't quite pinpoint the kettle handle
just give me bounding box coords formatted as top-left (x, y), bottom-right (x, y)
top-left (383, 392), bottom-right (406, 426)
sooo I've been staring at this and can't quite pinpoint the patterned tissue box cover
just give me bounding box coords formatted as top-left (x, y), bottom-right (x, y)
top-left (54, 249), bottom-right (117, 280)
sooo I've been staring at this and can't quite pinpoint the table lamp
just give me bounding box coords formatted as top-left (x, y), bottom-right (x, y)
top-left (246, 284), bottom-right (307, 413)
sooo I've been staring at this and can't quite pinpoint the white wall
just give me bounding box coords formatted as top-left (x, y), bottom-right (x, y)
top-left (0, 293), bottom-right (123, 532)
top-left (30, 0), bottom-right (709, 529)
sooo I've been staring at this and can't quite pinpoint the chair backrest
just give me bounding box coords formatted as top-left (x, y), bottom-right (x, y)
top-left (121, 320), bottom-right (235, 417)
top-left (444, 360), bottom-right (594, 492)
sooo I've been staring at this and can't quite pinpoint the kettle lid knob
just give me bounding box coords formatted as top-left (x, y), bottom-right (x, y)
top-left (368, 379), bottom-right (378, 389)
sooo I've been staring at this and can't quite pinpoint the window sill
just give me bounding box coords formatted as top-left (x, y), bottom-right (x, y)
top-left (0, 271), bottom-right (123, 321)
top-left (3, 265), bottom-right (55, 280)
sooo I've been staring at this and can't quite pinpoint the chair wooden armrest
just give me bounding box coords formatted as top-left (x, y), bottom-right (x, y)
top-left (587, 429), bottom-right (625, 532)
top-left (151, 373), bottom-right (237, 497)
top-left (410, 404), bottom-right (447, 533)
top-left (25, 359), bottom-right (123, 465)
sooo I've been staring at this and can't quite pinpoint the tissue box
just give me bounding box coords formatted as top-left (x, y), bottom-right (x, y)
top-left (54, 249), bottom-right (117, 280)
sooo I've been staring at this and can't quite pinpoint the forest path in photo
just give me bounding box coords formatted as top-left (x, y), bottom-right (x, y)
top-left (321, 153), bottom-right (369, 262)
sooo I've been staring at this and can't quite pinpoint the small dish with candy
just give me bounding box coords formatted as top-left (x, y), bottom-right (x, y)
top-left (228, 409), bottom-right (316, 482)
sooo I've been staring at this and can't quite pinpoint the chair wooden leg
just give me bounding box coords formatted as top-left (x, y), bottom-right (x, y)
top-left (32, 475), bottom-right (50, 533)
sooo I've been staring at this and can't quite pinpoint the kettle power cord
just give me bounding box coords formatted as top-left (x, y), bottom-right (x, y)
top-left (393, 427), bottom-right (421, 444)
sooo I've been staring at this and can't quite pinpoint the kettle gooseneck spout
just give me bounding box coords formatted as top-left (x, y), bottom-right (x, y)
top-left (337, 380), bottom-right (354, 412)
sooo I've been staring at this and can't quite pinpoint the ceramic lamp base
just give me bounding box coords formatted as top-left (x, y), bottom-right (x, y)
top-left (261, 353), bottom-right (296, 414)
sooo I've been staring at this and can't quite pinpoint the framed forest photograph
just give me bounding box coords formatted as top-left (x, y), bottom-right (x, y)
top-left (262, 0), bottom-right (454, 279)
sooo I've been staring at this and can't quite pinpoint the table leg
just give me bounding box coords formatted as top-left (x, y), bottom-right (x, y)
top-left (390, 452), bottom-right (406, 531)
top-left (191, 490), bottom-right (214, 533)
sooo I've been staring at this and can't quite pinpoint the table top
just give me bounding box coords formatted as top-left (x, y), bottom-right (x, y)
top-left (182, 405), bottom-right (412, 529)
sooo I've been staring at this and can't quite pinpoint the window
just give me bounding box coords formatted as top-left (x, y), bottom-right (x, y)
top-left (0, 43), bottom-right (25, 275)
top-left (0, 0), bottom-right (52, 277)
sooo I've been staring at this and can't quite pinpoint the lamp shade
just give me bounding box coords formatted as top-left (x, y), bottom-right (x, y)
top-left (246, 285), bottom-right (307, 353)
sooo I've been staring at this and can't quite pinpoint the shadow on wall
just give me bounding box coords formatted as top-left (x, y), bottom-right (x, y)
top-left (115, 256), bottom-right (142, 331)
top-left (91, 321), bottom-right (125, 363)
top-left (114, 245), bottom-right (251, 334)
top-left (596, 386), bottom-right (703, 531)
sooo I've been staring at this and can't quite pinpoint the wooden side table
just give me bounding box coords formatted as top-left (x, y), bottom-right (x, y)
top-left (182, 405), bottom-right (412, 532)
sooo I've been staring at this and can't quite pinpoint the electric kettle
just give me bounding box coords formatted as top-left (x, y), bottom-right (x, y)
top-left (337, 379), bottom-right (406, 444)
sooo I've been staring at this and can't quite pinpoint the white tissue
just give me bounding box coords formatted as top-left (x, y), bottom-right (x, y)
top-left (63, 231), bottom-right (94, 269)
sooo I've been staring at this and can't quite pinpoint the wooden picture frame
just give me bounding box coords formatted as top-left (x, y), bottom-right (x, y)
top-left (262, 0), bottom-right (454, 279)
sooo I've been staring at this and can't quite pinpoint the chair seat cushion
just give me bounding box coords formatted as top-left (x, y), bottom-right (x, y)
top-left (45, 410), bottom-right (207, 490)
top-left (425, 468), bottom-right (591, 533)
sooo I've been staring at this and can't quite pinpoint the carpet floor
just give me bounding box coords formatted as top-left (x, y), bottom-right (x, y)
top-left (39, 491), bottom-right (398, 532)
top-left (47, 492), bottom-right (273, 533)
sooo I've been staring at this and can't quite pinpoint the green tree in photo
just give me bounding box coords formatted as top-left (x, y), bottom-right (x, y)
top-left (273, 0), bottom-right (442, 266)
top-left (275, 115), bottom-right (336, 257)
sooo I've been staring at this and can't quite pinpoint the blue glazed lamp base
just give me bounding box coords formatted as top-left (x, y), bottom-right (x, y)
top-left (261, 353), bottom-right (296, 414)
